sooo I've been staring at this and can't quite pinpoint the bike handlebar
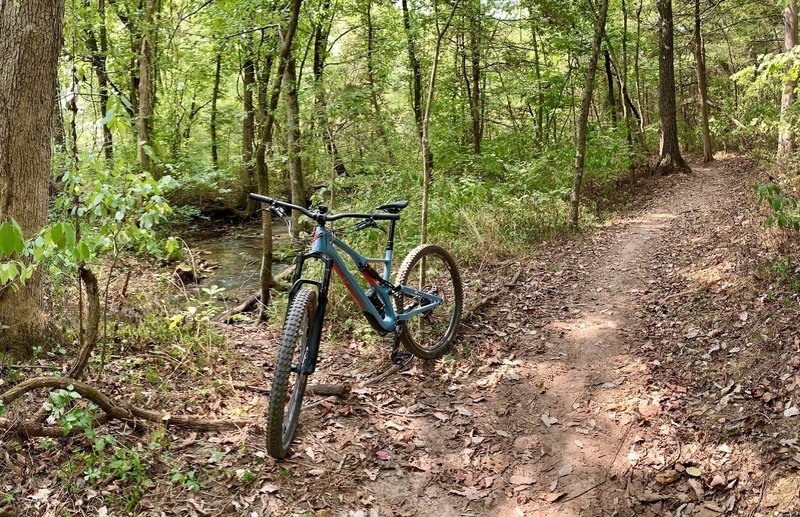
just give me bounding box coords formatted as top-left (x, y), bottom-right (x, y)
top-left (248, 193), bottom-right (400, 222)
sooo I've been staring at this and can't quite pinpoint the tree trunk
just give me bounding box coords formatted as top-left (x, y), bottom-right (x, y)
top-left (254, 0), bottom-right (303, 319)
top-left (0, 0), bottom-right (65, 357)
top-left (313, 0), bottom-right (346, 179)
top-left (569, 0), bottom-right (609, 227)
top-left (420, 3), bottom-right (457, 244)
top-left (467, 0), bottom-right (482, 154)
top-left (401, 0), bottom-right (423, 141)
top-left (656, 0), bottom-right (690, 175)
top-left (137, 0), bottom-right (156, 172)
top-left (364, 0), bottom-right (394, 161)
top-left (285, 56), bottom-right (305, 238)
top-left (531, 26), bottom-right (545, 145)
top-left (779, 0), bottom-right (797, 165)
top-left (86, 0), bottom-right (113, 161)
top-left (604, 48), bottom-right (618, 127)
top-left (210, 50), bottom-right (222, 170)
top-left (241, 49), bottom-right (257, 217)
top-left (693, 0), bottom-right (713, 163)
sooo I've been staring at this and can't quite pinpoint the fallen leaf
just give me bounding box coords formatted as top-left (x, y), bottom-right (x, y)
top-left (685, 466), bottom-right (702, 477)
top-left (260, 483), bottom-right (279, 494)
top-left (655, 469), bottom-right (680, 485)
top-left (509, 475), bottom-right (536, 486)
top-left (308, 469), bottom-right (325, 476)
top-left (541, 414), bottom-right (559, 428)
top-left (375, 450), bottom-right (390, 461)
top-left (687, 478), bottom-right (704, 499)
top-left (549, 479), bottom-right (558, 492)
top-left (558, 464), bottom-right (573, 477)
top-left (710, 474), bottom-right (726, 487)
top-left (433, 412), bottom-right (450, 422)
top-left (455, 405), bottom-right (472, 417)
top-left (784, 406), bottom-right (800, 418)
top-left (544, 492), bottom-right (566, 503)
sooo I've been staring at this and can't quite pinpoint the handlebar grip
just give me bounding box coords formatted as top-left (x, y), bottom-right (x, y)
top-left (248, 193), bottom-right (274, 204)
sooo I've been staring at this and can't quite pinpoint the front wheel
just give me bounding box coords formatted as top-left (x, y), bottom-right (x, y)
top-left (395, 244), bottom-right (463, 359)
top-left (267, 288), bottom-right (317, 458)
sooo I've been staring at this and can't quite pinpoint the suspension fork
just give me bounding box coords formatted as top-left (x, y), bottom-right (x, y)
top-left (300, 256), bottom-right (332, 375)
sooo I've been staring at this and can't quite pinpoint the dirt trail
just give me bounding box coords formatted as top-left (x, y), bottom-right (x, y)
top-left (248, 159), bottom-right (747, 516)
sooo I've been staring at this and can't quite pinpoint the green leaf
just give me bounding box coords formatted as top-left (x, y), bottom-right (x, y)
top-left (0, 220), bottom-right (24, 258)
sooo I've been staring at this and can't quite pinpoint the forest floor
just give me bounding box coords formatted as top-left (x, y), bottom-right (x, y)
top-left (4, 155), bottom-right (800, 516)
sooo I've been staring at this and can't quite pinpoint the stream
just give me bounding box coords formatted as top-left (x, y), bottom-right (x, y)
top-left (180, 220), bottom-right (291, 302)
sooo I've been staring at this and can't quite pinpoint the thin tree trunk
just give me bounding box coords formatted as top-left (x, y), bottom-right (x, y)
top-left (364, 0), bottom-right (395, 161)
top-left (467, 0), bottom-right (482, 154)
top-left (0, 0), bottom-right (65, 357)
top-left (254, 0), bottom-right (303, 319)
top-left (656, 0), bottom-right (690, 175)
top-left (420, 2), bottom-right (457, 244)
top-left (401, 0), bottom-right (423, 141)
top-left (634, 0), bottom-right (645, 130)
top-left (86, 0), bottom-right (113, 161)
top-left (569, 0), bottom-right (609, 228)
top-left (604, 48), bottom-right (618, 127)
top-left (210, 50), bottom-right (222, 170)
top-left (137, 0), bottom-right (156, 172)
top-left (779, 0), bottom-right (798, 165)
top-left (313, 0), bottom-right (346, 178)
top-left (285, 56), bottom-right (305, 237)
top-left (241, 49), bottom-right (257, 216)
top-left (531, 26), bottom-right (545, 145)
top-left (693, 0), bottom-right (713, 163)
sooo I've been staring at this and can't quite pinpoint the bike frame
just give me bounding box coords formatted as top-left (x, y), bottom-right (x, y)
top-left (286, 224), bottom-right (442, 374)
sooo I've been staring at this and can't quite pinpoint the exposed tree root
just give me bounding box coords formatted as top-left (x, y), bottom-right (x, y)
top-left (0, 376), bottom-right (257, 438)
top-left (231, 381), bottom-right (350, 397)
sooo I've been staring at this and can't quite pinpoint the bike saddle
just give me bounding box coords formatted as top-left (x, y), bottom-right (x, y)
top-left (376, 200), bottom-right (409, 213)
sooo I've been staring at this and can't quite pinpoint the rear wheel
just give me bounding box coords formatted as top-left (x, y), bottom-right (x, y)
top-left (267, 288), bottom-right (317, 458)
top-left (395, 244), bottom-right (463, 359)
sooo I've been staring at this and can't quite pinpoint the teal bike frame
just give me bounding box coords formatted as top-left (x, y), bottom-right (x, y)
top-left (249, 193), bottom-right (442, 373)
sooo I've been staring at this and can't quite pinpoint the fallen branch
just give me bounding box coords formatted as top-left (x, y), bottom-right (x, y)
top-left (231, 382), bottom-right (351, 397)
top-left (215, 268), bottom-right (294, 322)
top-left (0, 377), bottom-right (257, 438)
top-left (462, 266), bottom-right (523, 322)
top-left (68, 266), bottom-right (101, 380)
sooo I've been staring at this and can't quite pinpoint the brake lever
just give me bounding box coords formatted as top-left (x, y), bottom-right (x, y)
top-left (355, 218), bottom-right (385, 233)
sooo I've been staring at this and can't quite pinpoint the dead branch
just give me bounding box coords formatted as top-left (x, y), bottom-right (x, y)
top-left (231, 382), bottom-right (351, 397)
top-left (0, 377), bottom-right (257, 438)
top-left (68, 266), bottom-right (101, 379)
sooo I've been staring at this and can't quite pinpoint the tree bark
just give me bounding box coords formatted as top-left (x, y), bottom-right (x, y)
top-left (0, 0), bottom-right (65, 357)
top-left (420, 2), bottom-right (457, 244)
top-left (569, 0), bottom-right (609, 227)
top-left (137, 0), bottom-right (156, 172)
top-left (401, 0), bottom-right (423, 141)
top-left (254, 0), bottom-right (303, 319)
top-left (364, 0), bottom-right (395, 160)
top-left (313, 0), bottom-right (346, 179)
top-left (531, 26), bottom-right (545, 145)
top-left (210, 50), bottom-right (222, 170)
top-left (656, 0), bottom-right (690, 175)
top-left (604, 48), bottom-right (618, 127)
top-left (284, 56), bottom-right (305, 237)
top-left (693, 0), bottom-right (713, 163)
top-left (241, 49), bottom-right (257, 217)
top-left (779, 0), bottom-right (797, 165)
top-left (467, 0), bottom-right (483, 154)
top-left (86, 0), bottom-right (113, 161)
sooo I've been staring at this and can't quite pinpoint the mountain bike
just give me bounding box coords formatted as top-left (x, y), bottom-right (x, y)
top-left (249, 193), bottom-right (463, 459)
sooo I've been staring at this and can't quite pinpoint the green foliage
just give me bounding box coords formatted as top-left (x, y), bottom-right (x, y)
top-left (755, 182), bottom-right (800, 231)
